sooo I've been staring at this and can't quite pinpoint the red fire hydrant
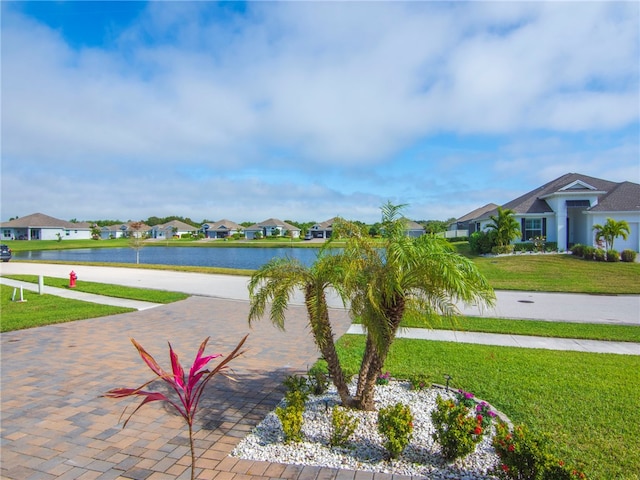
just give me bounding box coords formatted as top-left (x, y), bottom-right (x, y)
top-left (69, 271), bottom-right (77, 288)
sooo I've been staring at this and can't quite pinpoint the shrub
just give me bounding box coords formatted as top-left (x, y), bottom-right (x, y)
top-left (408, 373), bottom-right (430, 391)
top-left (621, 249), bottom-right (637, 262)
top-left (531, 236), bottom-right (546, 252)
top-left (606, 250), bottom-right (620, 262)
top-left (492, 244), bottom-right (515, 255)
top-left (276, 402), bottom-right (304, 443)
top-left (330, 406), bottom-right (359, 447)
top-left (431, 395), bottom-right (484, 461)
top-left (570, 244), bottom-right (585, 257)
top-left (492, 423), bottom-right (550, 479)
top-left (492, 423), bottom-right (587, 480)
top-left (378, 403), bottom-right (413, 459)
top-left (283, 374), bottom-right (310, 404)
top-left (582, 246), bottom-right (596, 260)
top-left (514, 242), bottom-right (534, 253)
top-left (455, 389), bottom-right (476, 408)
top-left (307, 365), bottom-right (329, 395)
top-left (594, 249), bottom-right (606, 262)
top-left (376, 371), bottom-right (391, 385)
top-left (544, 242), bottom-right (558, 252)
top-left (469, 231), bottom-right (496, 255)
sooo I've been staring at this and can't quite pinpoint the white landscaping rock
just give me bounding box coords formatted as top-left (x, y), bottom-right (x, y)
top-left (232, 381), bottom-right (501, 479)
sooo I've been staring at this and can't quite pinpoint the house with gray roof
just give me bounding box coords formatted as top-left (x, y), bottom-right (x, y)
top-left (448, 203), bottom-right (499, 237)
top-left (244, 218), bottom-right (300, 239)
top-left (472, 173), bottom-right (640, 252)
top-left (151, 220), bottom-right (196, 239)
top-left (1, 213), bottom-right (93, 241)
top-left (309, 217), bottom-right (341, 239)
top-left (100, 222), bottom-right (151, 239)
top-left (201, 219), bottom-right (243, 239)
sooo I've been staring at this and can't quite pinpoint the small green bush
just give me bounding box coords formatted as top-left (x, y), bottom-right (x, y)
top-left (492, 423), bottom-right (587, 480)
top-left (594, 249), bottom-right (606, 262)
top-left (307, 366), bottom-right (329, 395)
top-left (514, 242), bottom-right (535, 252)
top-left (570, 244), bottom-right (585, 257)
top-left (582, 246), bottom-right (596, 260)
top-left (283, 374), bottom-right (310, 405)
top-left (431, 395), bottom-right (484, 461)
top-left (378, 403), bottom-right (413, 459)
top-left (606, 250), bottom-right (620, 262)
top-left (275, 403), bottom-right (304, 443)
top-left (469, 231), bottom-right (496, 255)
top-left (330, 406), bottom-right (359, 447)
top-left (492, 423), bottom-right (550, 479)
top-left (408, 373), bottom-right (430, 391)
top-left (492, 244), bottom-right (515, 255)
top-left (621, 249), bottom-right (637, 262)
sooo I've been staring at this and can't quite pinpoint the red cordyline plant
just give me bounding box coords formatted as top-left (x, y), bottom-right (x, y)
top-left (104, 334), bottom-right (248, 480)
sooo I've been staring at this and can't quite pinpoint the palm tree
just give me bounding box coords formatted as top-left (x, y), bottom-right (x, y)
top-left (248, 254), bottom-right (355, 407)
top-left (335, 202), bottom-right (495, 409)
top-left (486, 206), bottom-right (520, 249)
top-left (248, 203), bottom-right (496, 411)
top-left (593, 218), bottom-right (631, 251)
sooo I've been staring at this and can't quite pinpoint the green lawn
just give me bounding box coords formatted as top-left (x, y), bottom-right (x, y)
top-left (401, 315), bottom-right (640, 342)
top-left (3, 275), bottom-right (189, 303)
top-left (335, 335), bottom-right (640, 480)
top-left (0, 284), bottom-right (134, 332)
top-left (472, 253), bottom-right (640, 294)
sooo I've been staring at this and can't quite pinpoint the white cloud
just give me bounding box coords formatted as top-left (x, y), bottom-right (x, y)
top-left (1, 1), bottom-right (638, 223)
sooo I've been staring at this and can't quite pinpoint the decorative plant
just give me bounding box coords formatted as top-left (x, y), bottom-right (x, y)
top-left (377, 402), bottom-right (413, 459)
top-left (276, 389), bottom-right (306, 443)
top-left (475, 401), bottom-right (497, 429)
top-left (330, 405), bottom-right (359, 447)
top-left (408, 373), bottom-right (430, 391)
top-left (376, 371), bottom-right (391, 385)
top-left (455, 389), bottom-right (476, 408)
top-left (307, 365), bottom-right (329, 395)
top-left (431, 395), bottom-right (485, 461)
top-left (104, 335), bottom-right (248, 480)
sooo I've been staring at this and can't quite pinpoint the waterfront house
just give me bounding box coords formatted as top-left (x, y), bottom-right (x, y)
top-left (471, 173), bottom-right (640, 252)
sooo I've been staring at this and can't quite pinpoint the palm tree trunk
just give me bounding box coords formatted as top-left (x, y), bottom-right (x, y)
top-left (305, 287), bottom-right (355, 407)
top-left (356, 295), bottom-right (406, 411)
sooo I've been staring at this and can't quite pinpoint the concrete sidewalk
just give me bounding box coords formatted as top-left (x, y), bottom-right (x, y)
top-left (347, 325), bottom-right (640, 355)
top-left (0, 277), bottom-right (162, 311)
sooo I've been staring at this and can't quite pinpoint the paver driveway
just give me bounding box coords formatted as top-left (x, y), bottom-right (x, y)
top-left (1, 296), bottom-right (355, 480)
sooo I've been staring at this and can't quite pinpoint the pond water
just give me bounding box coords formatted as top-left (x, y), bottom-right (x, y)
top-left (13, 246), bottom-right (325, 270)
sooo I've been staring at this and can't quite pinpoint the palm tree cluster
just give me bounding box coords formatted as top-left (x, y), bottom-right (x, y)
top-left (248, 202), bottom-right (496, 411)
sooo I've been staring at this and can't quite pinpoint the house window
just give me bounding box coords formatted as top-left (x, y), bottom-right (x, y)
top-left (3, 230), bottom-right (10, 238)
top-left (65, 230), bottom-right (70, 236)
top-left (524, 219), bottom-right (543, 240)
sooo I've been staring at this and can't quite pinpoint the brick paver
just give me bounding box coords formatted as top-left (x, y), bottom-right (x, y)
top-left (0, 296), bottom-right (362, 479)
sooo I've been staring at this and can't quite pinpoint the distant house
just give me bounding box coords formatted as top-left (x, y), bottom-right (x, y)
top-left (151, 220), bottom-right (196, 239)
top-left (472, 173), bottom-right (640, 252)
top-left (309, 217), bottom-right (341, 239)
top-left (101, 222), bottom-right (152, 239)
top-left (1, 213), bottom-right (92, 241)
top-left (244, 218), bottom-right (300, 239)
top-left (403, 219), bottom-right (426, 238)
top-left (447, 203), bottom-right (499, 238)
top-left (201, 219), bottom-right (243, 239)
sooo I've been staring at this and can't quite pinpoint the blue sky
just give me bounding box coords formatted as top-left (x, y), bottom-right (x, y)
top-left (2, 1), bottom-right (638, 224)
